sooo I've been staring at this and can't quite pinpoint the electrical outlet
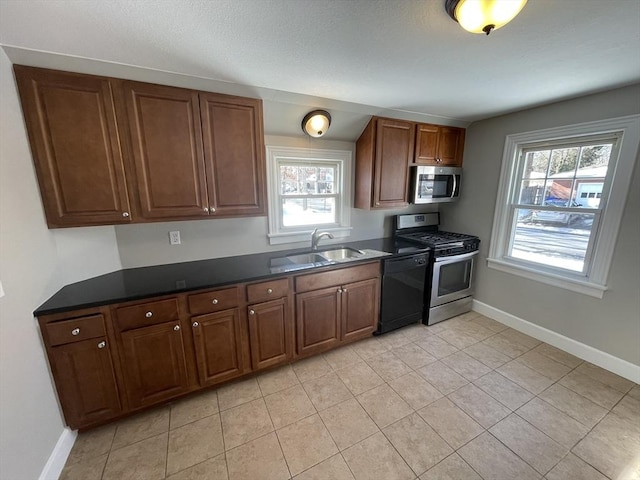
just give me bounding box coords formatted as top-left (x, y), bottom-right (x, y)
top-left (169, 231), bottom-right (181, 245)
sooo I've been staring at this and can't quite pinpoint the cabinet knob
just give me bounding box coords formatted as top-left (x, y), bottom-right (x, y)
top-left (210, 207), bottom-right (216, 213)
top-left (337, 288), bottom-right (343, 294)
top-left (211, 299), bottom-right (219, 305)
top-left (71, 328), bottom-right (80, 336)
top-left (204, 207), bottom-right (209, 213)
top-left (145, 311), bottom-right (153, 318)
top-left (173, 325), bottom-right (181, 331)
top-left (97, 341), bottom-right (106, 349)
top-left (375, 202), bottom-right (380, 206)
top-left (192, 321), bottom-right (199, 328)
top-left (266, 288), bottom-right (273, 294)
top-left (122, 212), bottom-right (130, 217)
top-left (343, 288), bottom-right (347, 293)
top-left (249, 309), bottom-right (255, 315)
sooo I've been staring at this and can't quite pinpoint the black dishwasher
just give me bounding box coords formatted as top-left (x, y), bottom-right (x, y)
top-left (375, 252), bottom-right (429, 335)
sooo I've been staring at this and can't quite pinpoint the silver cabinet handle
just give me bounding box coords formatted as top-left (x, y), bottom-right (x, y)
top-left (173, 325), bottom-right (180, 331)
top-left (211, 299), bottom-right (218, 305)
top-left (210, 207), bottom-right (216, 213)
top-left (343, 288), bottom-right (347, 293)
top-left (266, 288), bottom-right (273, 294)
top-left (192, 321), bottom-right (199, 328)
top-left (71, 328), bottom-right (80, 336)
top-left (204, 207), bottom-right (209, 212)
top-left (337, 288), bottom-right (343, 294)
top-left (249, 309), bottom-right (255, 315)
top-left (97, 341), bottom-right (106, 349)
top-left (145, 311), bottom-right (153, 318)
top-left (122, 212), bottom-right (129, 217)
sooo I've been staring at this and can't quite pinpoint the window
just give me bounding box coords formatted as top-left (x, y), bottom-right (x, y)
top-left (266, 146), bottom-right (352, 244)
top-left (488, 115), bottom-right (639, 298)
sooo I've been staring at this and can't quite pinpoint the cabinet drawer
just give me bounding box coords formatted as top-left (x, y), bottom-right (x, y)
top-left (247, 278), bottom-right (289, 303)
top-left (188, 286), bottom-right (240, 315)
top-left (295, 262), bottom-right (380, 293)
top-left (116, 298), bottom-right (179, 331)
top-left (46, 315), bottom-right (106, 347)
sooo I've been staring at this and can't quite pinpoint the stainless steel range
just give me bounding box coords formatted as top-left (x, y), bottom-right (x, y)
top-left (394, 213), bottom-right (480, 325)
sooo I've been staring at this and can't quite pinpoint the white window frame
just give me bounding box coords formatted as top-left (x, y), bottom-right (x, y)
top-left (488, 115), bottom-right (640, 298)
top-left (266, 145), bottom-right (352, 245)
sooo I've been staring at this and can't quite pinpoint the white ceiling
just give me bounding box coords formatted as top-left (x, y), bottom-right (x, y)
top-left (1, 0), bottom-right (639, 127)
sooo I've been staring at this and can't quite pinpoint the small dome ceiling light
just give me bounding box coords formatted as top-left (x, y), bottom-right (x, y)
top-left (301, 110), bottom-right (331, 138)
top-left (445, 0), bottom-right (528, 35)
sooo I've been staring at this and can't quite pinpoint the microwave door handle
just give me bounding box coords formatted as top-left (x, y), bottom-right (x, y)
top-left (451, 174), bottom-right (457, 198)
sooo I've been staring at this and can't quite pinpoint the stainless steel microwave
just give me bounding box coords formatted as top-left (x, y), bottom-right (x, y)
top-left (411, 166), bottom-right (462, 204)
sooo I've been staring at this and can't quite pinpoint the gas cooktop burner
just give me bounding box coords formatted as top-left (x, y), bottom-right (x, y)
top-left (400, 231), bottom-right (477, 245)
top-left (393, 213), bottom-right (480, 257)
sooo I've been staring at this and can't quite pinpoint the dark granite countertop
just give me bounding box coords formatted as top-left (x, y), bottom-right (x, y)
top-left (35, 237), bottom-right (429, 316)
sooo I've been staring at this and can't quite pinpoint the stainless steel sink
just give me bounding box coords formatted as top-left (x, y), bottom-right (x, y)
top-left (286, 252), bottom-right (328, 264)
top-left (285, 247), bottom-right (363, 265)
top-left (317, 247), bottom-right (364, 261)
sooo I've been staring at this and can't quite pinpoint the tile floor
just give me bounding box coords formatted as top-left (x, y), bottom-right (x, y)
top-left (60, 312), bottom-right (640, 480)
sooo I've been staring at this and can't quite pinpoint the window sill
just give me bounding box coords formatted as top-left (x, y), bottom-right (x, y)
top-left (487, 257), bottom-right (607, 299)
top-left (267, 227), bottom-right (352, 245)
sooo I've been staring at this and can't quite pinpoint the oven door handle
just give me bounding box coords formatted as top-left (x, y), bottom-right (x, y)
top-left (434, 250), bottom-right (478, 263)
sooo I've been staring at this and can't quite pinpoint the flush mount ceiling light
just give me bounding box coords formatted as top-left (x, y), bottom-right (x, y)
top-left (301, 110), bottom-right (331, 138)
top-left (445, 0), bottom-right (528, 35)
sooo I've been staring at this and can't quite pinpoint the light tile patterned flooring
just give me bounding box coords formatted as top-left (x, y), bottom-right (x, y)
top-left (60, 312), bottom-right (640, 480)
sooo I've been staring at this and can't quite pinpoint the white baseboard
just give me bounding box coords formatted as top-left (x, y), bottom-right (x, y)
top-left (472, 300), bottom-right (640, 384)
top-left (39, 427), bottom-right (77, 480)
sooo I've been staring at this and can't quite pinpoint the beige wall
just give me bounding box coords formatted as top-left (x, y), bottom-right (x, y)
top-left (0, 50), bottom-right (122, 479)
top-left (440, 84), bottom-right (640, 366)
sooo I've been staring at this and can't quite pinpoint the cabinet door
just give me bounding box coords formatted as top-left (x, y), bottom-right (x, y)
top-left (296, 287), bottom-right (341, 356)
top-left (437, 127), bottom-right (465, 166)
top-left (248, 298), bottom-right (292, 370)
top-left (14, 66), bottom-right (131, 227)
top-left (341, 278), bottom-right (380, 342)
top-left (373, 118), bottom-right (414, 208)
top-left (200, 93), bottom-right (266, 216)
top-left (50, 337), bottom-right (121, 429)
top-left (122, 81), bottom-right (210, 218)
top-left (191, 309), bottom-right (245, 386)
top-left (414, 123), bottom-right (440, 164)
top-left (120, 321), bottom-right (189, 409)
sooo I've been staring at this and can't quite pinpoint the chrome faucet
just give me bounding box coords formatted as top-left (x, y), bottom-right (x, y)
top-left (311, 228), bottom-right (334, 250)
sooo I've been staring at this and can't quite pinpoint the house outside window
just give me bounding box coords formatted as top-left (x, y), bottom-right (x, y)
top-left (488, 115), bottom-right (640, 298)
top-left (266, 146), bottom-right (352, 245)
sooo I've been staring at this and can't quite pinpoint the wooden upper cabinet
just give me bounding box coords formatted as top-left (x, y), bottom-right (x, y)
top-left (414, 124), bottom-right (465, 167)
top-left (355, 117), bottom-right (414, 209)
top-left (14, 66), bottom-right (131, 227)
top-left (120, 81), bottom-right (210, 219)
top-left (200, 93), bottom-right (266, 216)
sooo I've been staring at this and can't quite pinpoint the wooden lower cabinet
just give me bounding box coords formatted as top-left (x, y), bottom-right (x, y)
top-left (190, 308), bottom-right (246, 386)
top-left (247, 298), bottom-right (292, 370)
top-left (120, 321), bottom-right (189, 409)
top-left (37, 263), bottom-right (381, 430)
top-left (296, 286), bottom-right (342, 356)
top-left (49, 337), bottom-right (121, 429)
top-left (341, 278), bottom-right (379, 342)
